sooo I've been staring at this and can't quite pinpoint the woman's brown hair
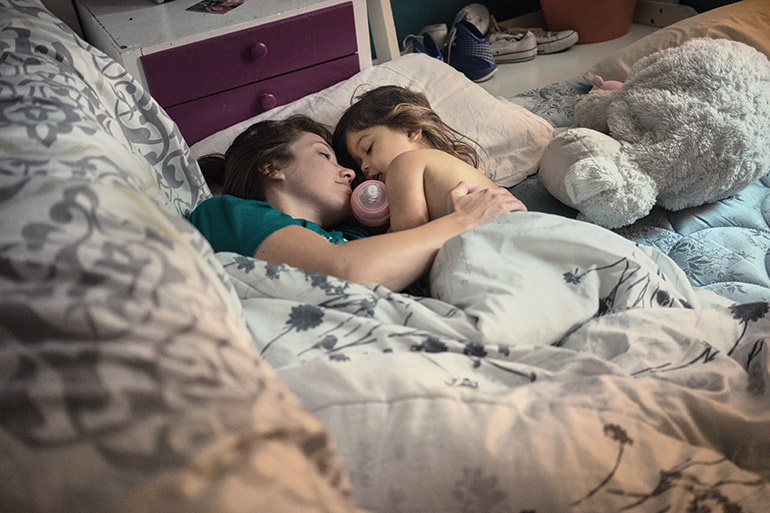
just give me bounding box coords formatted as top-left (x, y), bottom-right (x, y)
top-left (199, 115), bottom-right (332, 199)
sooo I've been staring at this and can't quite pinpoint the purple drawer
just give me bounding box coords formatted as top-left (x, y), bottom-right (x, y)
top-left (167, 54), bottom-right (360, 145)
top-left (141, 2), bottom-right (356, 108)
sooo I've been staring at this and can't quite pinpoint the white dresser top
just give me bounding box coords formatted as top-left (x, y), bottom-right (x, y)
top-left (75, 0), bottom-right (353, 51)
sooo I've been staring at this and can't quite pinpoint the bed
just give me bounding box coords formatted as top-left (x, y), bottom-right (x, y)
top-left (1, 0), bottom-right (769, 512)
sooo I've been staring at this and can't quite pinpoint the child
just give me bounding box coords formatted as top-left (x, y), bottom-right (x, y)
top-left (332, 85), bottom-right (522, 232)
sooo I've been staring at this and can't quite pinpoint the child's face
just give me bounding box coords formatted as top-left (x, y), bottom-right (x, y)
top-left (345, 125), bottom-right (426, 181)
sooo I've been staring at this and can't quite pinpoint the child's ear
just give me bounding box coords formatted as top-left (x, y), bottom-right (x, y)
top-left (407, 128), bottom-right (423, 142)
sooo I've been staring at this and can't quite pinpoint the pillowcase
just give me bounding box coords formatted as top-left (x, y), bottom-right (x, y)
top-left (585, 0), bottom-right (770, 81)
top-left (191, 54), bottom-right (554, 188)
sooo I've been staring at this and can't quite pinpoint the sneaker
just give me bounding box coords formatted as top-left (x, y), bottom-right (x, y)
top-left (446, 19), bottom-right (497, 82)
top-left (421, 23), bottom-right (448, 48)
top-left (487, 30), bottom-right (537, 63)
top-left (453, 3), bottom-right (491, 35)
top-left (401, 32), bottom-right (445, 61)
top-left (530, 28), bottom-right (579, 54)
top-left (488, 16), bottom-right (578, 55)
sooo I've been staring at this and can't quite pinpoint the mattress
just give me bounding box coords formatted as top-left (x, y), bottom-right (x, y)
top-left (508, 76), bottom-right (770, 303)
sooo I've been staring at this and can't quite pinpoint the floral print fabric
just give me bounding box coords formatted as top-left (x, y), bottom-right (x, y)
top-left (0, 2), bottom-right (363, 512)
top-left (224, 214), bottom-right (770, 513)
top-left (4, 1), bottom-right (768, 511)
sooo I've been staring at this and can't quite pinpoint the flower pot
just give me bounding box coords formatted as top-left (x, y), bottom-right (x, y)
top-left (539, 0), bottom-right (637, 43)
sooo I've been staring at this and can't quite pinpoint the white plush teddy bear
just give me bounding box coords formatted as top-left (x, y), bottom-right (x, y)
top-left (539, 38), bottom-right (770, 229)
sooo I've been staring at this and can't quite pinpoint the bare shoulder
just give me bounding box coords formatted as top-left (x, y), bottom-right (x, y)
top-left (387, 148), bottom-right (444, 171)
top-left (391, 148), bottom-right (466, 167)
top-left (390, 149), bottom-right (490, 182)
top-left (420, 149), bottom-right (495, 189)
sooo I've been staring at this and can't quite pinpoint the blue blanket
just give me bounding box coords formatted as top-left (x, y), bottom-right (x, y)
top-left (508, 77), bottom-right (770, 303)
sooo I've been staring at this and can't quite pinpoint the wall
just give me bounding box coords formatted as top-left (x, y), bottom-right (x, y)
top-left (42, 0), bottom-right (82, 36)
top-left (389, 0), bottom-right (541, 44)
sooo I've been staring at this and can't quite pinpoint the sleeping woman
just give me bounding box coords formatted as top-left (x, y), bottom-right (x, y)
top-left (188, 115), bottom-right (526, 292)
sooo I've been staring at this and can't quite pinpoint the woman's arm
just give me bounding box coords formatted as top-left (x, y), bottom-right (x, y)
top-left (255, 182), bottom-right (524, 291)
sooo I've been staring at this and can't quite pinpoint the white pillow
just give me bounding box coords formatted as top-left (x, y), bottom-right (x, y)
top-left (191, 54), bottom-right (554, 187)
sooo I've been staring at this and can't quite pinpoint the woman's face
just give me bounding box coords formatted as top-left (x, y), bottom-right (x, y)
top-left (280, 131), bottom-right (356, 225)
top-left (345, 125), bottom-right (426, 181)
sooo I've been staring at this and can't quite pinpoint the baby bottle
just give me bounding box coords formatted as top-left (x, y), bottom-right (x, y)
top-left (351, 180), bottom-right (389, 227)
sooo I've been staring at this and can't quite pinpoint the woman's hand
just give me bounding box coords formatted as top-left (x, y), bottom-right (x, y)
top-left (448, 181), bottom-right (527, 228)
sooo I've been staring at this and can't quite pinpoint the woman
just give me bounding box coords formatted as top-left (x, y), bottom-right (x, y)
top-left (189, 115), bottom-right (526, 292)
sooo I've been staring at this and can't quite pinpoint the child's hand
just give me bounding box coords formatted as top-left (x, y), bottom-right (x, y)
top-left (448, 181), bottom-right (527, 227)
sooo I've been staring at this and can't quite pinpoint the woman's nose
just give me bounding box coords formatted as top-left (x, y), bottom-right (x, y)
top-left (340, 166), bottom-right (355, 183)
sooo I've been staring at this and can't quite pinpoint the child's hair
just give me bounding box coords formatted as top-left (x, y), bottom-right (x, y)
top-left (198, 115), bottom-right (332, 199)
top-left (331, 85), bottom-right (482, 172)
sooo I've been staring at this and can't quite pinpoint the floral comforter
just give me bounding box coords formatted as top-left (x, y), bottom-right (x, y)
top-left (0, 2), bottom-right (364, 511)
top-left (222, 213), bottom-right (770, 513)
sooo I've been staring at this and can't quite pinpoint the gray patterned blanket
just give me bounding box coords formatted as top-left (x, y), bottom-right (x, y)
top-left (2, 1), bottom-right (769, 512)
top-left (0, 2), bottom-right (363, 512)
top-left (223, 213), bottom-right (770, 512)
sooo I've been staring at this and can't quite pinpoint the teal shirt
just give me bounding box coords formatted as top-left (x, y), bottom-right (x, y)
top-left (188, 195), bottom-right (368, 257)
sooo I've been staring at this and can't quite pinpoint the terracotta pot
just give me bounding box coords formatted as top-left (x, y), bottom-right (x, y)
top-left (539, 0), bottom-right (638, 43)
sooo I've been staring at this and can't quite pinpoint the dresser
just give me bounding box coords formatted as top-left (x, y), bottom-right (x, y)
top-left (75, 0), bottom-right (372, 144)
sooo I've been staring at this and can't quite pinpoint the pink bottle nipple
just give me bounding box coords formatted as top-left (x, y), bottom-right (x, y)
top-left (351, 180), bottom-right (389, 227)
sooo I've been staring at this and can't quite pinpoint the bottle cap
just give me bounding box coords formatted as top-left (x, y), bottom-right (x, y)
top-left (364, 184), bottom-right (380, 202)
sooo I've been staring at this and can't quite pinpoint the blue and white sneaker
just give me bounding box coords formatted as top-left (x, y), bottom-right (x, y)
top-left (445, 19), bottom-right (497, 82)
top-left (453, 3), bottom-right (491, 35)
top-left (401, 31), bottom-right (445, 62)
top-left (420, 23), bottom-right (449, 48)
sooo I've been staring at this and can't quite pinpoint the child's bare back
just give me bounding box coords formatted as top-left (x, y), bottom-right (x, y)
top-left (385, 148), bottom-right (498, 231)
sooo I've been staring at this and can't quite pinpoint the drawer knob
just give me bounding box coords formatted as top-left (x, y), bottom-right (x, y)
top-left (250, 42), bottom-right (268, 60)
top-left (259, 93), bottom-right (277, 110)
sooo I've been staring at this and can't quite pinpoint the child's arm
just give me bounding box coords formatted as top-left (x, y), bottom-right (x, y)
top-left (385, 148), bottom-right (503, 232)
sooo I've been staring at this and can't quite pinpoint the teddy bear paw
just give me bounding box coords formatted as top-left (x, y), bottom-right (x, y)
top-left (565, 157), bottom-right (657, 229)
top-left (565, 157), bottom-right (623, 204)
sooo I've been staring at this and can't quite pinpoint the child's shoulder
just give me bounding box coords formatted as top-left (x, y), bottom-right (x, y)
top-left (393, 148), bottom-right (467, 167)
